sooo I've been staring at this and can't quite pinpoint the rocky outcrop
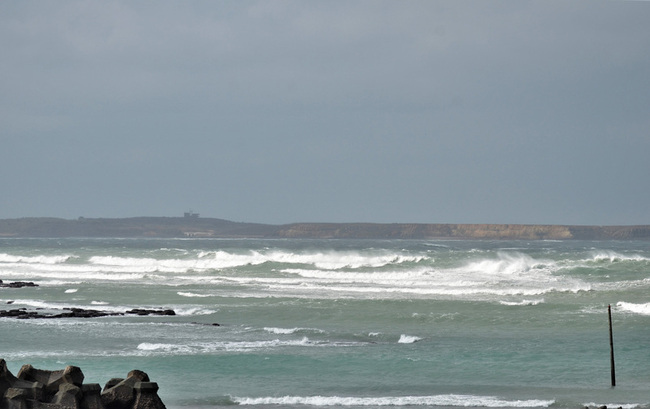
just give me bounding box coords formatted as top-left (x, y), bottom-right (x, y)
top-left (124, 309), bottom-right (175, 317)
top-left (0, 281), bottom-right (38, 289)
top-left (0, 308), bottom-right (175, 320)
top-left (0, 360), bottom-right (165, 409)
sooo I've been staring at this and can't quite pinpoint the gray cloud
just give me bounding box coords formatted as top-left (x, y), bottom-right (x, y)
top-left (1, 1), bottom-right (649, 224)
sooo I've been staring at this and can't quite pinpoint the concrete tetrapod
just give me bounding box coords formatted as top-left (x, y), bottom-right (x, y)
top-left (0, 361), bottom-right (166, 409)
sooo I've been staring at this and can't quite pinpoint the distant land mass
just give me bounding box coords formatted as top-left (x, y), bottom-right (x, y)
top-left (1, 216), bottom-right (650, 240)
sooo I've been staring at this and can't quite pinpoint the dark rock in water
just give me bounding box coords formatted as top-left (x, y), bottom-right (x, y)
top-left (125, 309), bottom-right (175, 316)
top-left (0, 360), bottom-right (166, 409)
top-left (0, 281), bottom-right (38, 289)
top-left (0, 307), bottom-right (176, 320)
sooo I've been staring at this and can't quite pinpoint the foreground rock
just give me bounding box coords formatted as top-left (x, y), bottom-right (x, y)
top-left (1, 359), bottom-right (166, 409)
top-left (0, 308), bottom-right (175, 320)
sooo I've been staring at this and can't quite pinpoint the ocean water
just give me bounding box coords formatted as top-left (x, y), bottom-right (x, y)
top-left (1, 238), bottom-right (649, 409)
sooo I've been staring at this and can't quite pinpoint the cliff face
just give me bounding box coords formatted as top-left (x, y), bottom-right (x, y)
top-left (1, 217), bottom-right (649, 240)
top-left (274, 223), bottom-right (575, 240)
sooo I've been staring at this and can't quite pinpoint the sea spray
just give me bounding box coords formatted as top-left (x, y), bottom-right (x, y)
top-left (2, 238), bottom-right (650, 409)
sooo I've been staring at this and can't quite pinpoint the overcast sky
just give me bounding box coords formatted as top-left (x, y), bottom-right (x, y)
top-left (1, 1), bottom-right (649, 225)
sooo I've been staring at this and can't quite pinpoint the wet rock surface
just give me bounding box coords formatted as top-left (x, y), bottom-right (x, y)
top-left (0, 280), bottom-right (38, 289)
top-left (1, 360), bottom-right (166, 409)
top-left (0, 308), bottom-right (175, 320)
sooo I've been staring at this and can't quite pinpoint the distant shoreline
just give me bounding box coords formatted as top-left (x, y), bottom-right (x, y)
top-left (1, 217), bottom-right (649, 240)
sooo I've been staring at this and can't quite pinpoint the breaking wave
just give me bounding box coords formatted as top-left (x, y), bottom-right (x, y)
top-left (233, 394), bottom-right (555, 407)
top-left (177, 292), bottom-right (211, 298)
top-left (196, 249), bottom-right (427, 270)
top-left (616, 301), bottom-right (650, 315)
top-left (590, 251), bottom-right (648, 263)
top-left (500, 299), bottom-right (545, 306)
top-left (136, 337), bottom-right (313, 355)
top-left (0, 253), bottom-right (75, 264)
top-left (398, 334), bottom-right (422, 344)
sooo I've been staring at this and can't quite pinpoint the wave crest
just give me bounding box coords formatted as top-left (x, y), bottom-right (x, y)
top-left (398, 334), bottom-right (422, 344)
top-left (616, 301), bottom-right (650, 315)
top-left (233, 394), bottom-right (555, 407)
top-left (0, 253), bottom-right (74, 264)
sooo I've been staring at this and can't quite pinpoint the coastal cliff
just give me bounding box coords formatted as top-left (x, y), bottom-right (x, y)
top-left (1, 217), bottom-right (649, 240)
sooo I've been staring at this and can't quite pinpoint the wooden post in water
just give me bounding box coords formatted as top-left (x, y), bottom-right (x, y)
top-left (608, 304), bottom-right (616, 387)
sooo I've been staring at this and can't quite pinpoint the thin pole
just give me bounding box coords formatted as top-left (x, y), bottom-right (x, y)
top-left (608, 304), bottom-right (616, 387)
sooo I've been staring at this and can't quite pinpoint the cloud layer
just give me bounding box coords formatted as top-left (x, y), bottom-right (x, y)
top-left (2, 1), bottom-right (649, 224)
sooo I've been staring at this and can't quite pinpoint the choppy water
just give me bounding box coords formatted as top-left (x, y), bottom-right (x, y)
top-left (1, 238), bottom-right (649, 409)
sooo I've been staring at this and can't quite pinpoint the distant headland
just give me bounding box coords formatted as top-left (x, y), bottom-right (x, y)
top-left (1, 216), bottom-right (649, 240)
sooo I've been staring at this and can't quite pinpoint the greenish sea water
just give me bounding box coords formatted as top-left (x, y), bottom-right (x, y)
top-left (1, 238), bottom-right (649, 408)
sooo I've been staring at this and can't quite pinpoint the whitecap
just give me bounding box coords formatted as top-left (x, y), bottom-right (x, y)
top-left (134, 338), bottom-right (313, 356)
top-left (590, 251), bottom-right (648, 263)
top-left (0, 253), bottom-right (75, 264)
top-left (500, 299), bottom-right (545, 306)
top-left (263, 327), bottom-right (325, 335)
top-left (398, 334), bottom-right (422, 344)
top-left (264, 327), bottom-right (300, 335)
top-left (177, 291), bottom-right (211, 298)
top-left (616, 301), bottom-right (650, 315)
top-left (173, 307), bottom-right (217, 316)
top-left (233, 394), bottom-right (554, 407)
top-left (136, 343), bottom-right (194, 354)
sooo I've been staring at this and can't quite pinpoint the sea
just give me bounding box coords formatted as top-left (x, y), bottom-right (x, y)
top-left (1, 238), bottom-right (649, 409)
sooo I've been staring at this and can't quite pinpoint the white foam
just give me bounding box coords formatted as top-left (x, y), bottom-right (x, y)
top-left (282, 268), bottom-right (432, 281)
top-left (172, 307), bottom-right (217, 316)
top-left (264, 327), bottom-right (300, 334)
top-left (233, 394), bottom-right (555, 407)
top-left (590, 251), bottom-right (648, 263)
top-left (0, 248), bottom-right (593, 300)
top-left (398, 334), bottom-right (422, 344)
top-left (616, 301), bottom-right (650, 315)
top-left (0, 268), bottom-right (148, 282)
top-left (500, 299), bottom-right (545, 306)
top-left (196, 249), bottom-right (427, 270)
top-left (177, 292), bottom-right (211, 298)
top-left (272, 252), bottom-right (591, 299)
top-left (135, 337), bottom-right (313, 355)
top-left (263, 327), bottom-right (324, 335)
top-left (89, 256), bottom-right (190, 273)
top-left (64, 289), bottom-right (78, 294)
top-left (0, 253), bottom-right (74, 264)
top-left (136, 343), bottom-right (194, 354)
